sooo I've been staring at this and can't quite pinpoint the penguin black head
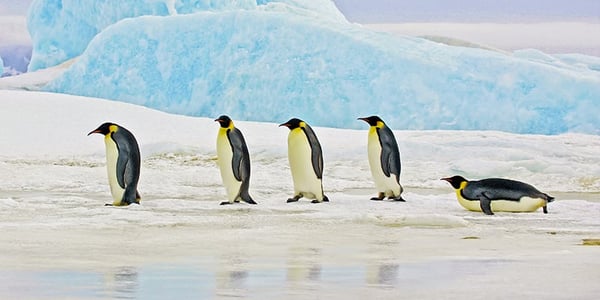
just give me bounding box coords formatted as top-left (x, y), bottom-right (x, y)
top-left (215, 115), bottom-right (233, 128)
top-left (441, 175), bottom-right (468, 189)
top-left (279, 118), bottom-right (304, 130)
top-left (358, 116), bottom-right (384, 127)
top-left (88, 122), bottom-right (117, 136)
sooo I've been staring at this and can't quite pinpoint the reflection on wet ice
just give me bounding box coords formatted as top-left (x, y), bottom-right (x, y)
top-left (112, 266), bottom-right (139, 299)
top-left (367, 264), bottom-right (400, 286)
top-left (286, 247), bottom-right (322, 283)
top-left (1, 258), bottom-right (511, 299)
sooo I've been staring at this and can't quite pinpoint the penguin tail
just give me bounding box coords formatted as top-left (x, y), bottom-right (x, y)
top-left (544, 194), bottom-right (555, 203)
top-left (244, 198), bottom-right (258, 205)
top-left (241, 193), bottom-right (257, 204)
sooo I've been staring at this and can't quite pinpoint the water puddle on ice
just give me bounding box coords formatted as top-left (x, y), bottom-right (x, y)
top-left (0, 258), bottom-right (510, 299)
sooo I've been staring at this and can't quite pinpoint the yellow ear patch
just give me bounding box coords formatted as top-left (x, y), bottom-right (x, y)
top-left (109, 124), bottom-right (119, 133)
top-left (376, 121), bottom-right (385, 128)
top-left (299, 121), bottom-right (306, 128)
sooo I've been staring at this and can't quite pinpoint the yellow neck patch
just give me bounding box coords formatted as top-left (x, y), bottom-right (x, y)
top-left (219, 121), bottom-right (234, 135)
top-left (455, 181), bottom-right (468, 199)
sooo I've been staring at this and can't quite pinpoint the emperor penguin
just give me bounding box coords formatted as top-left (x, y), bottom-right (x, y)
top-left (358, 116), bottom-right (405, 202)
top-left (280, 118), bottom-right (329, 204)
top-left (215, 115), bottom-right (257, 205)
top-left (441, 175), bottom-right (555, 215)
top-left (88, 122), bottom-right (141, 206)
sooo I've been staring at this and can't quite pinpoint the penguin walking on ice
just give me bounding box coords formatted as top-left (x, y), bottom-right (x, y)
top-left (215, 115), bottom-right (257, 205)
top-left (358, 116), bottom-right (405, 202)
top-left (441, 175), bottom-right (554, 215)
top-left (280, 118), bottom-right (329, 204)
top-left (88, 122), bottom-right (141, 206)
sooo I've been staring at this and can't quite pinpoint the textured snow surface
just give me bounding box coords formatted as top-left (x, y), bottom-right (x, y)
top-left (0, 89), bottom-right (599, 299)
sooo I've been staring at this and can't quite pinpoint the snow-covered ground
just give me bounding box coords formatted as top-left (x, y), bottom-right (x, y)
top-left (0, 85), bottom-right (599, 299)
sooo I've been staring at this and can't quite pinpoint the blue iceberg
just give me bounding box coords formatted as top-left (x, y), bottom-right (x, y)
top-left (29, 0), bottom-right (600, 134)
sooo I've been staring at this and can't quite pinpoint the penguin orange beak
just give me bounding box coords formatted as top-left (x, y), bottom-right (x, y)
top-left (440, 177), bottom-right (451, 182)
top-left (279, 122), bottom-right (290, 127)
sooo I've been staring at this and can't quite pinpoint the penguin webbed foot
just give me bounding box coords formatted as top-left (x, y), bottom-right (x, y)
top-left (389, 196), bottom-right (406, 202)
top-left (287, 195), bottom-right (301, 203)
top-left (104, 203), bottom-right (113, 206)
top-left (370, 193), bottom-right (385, 201)
top-left (220, 201), bottom-right (233, 205)
top-left (543, 205), bottom-right (548, 214)
top-left (311, 196), bottom-right (329, 204)
top-left (244, 199), bottom-right (258, 205)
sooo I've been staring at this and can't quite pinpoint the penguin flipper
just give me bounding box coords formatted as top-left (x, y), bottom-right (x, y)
top-left (115, 145), bottom-right (130, 189)
top-left (227, 128), bottom-right (250, 182)
top-left (302, 126), bottom-right (324, 179)
top-left (478, 194), bottom-right (494, 215)
top-left (121, 153), bottom-right (142, 205)
top-left (377, 127), bottom-right (401, 179)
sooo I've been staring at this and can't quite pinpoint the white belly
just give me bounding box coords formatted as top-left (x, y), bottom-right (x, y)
top-left (217, 132), bottom-right (242, 202)
top-left (104, 136), bottom-right (125, 205)
top-left (367, 130), bottom-right (400, 197)
top-left (456, 192), bottom-right (547, 213)
top-left (288, 129), bottom-right (323, 200)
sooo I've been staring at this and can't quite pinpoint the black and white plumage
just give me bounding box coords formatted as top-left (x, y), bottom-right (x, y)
top-left (280, 118), bottom-right (329, 204)
top-left (215, 115), bottom-right (257, 205)
top-left (88, 122), bottom-right (141, 206)
top-left (441, 175), bottom-right (554, 215)
top-left (358, 116), bottom-right (405, 202)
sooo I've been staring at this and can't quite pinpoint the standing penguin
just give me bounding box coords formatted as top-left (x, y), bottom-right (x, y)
top-left (88, 122), bottom-right (141, 206)
top-left (215, 115), bottom-right (257, 205)
top-left (358, 116), bottom-right (405, 201)
top-left (280, 118), bottom-right (329, 204)
top-left (441, 175), bottom-right (554, 215)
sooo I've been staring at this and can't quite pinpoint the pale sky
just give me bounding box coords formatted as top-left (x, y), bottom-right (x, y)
top-left (0, 0), bottom-right (598, 55)
top-left (333, 0), bottom-right (600, 23)
top-left (1, 0), bottom-right (599, 22)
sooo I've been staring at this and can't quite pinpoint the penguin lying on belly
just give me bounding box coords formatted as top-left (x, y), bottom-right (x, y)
top-left (441, 175), bottom-right (554, 215)
top-left (88, 122), bottom-right (141, 206)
